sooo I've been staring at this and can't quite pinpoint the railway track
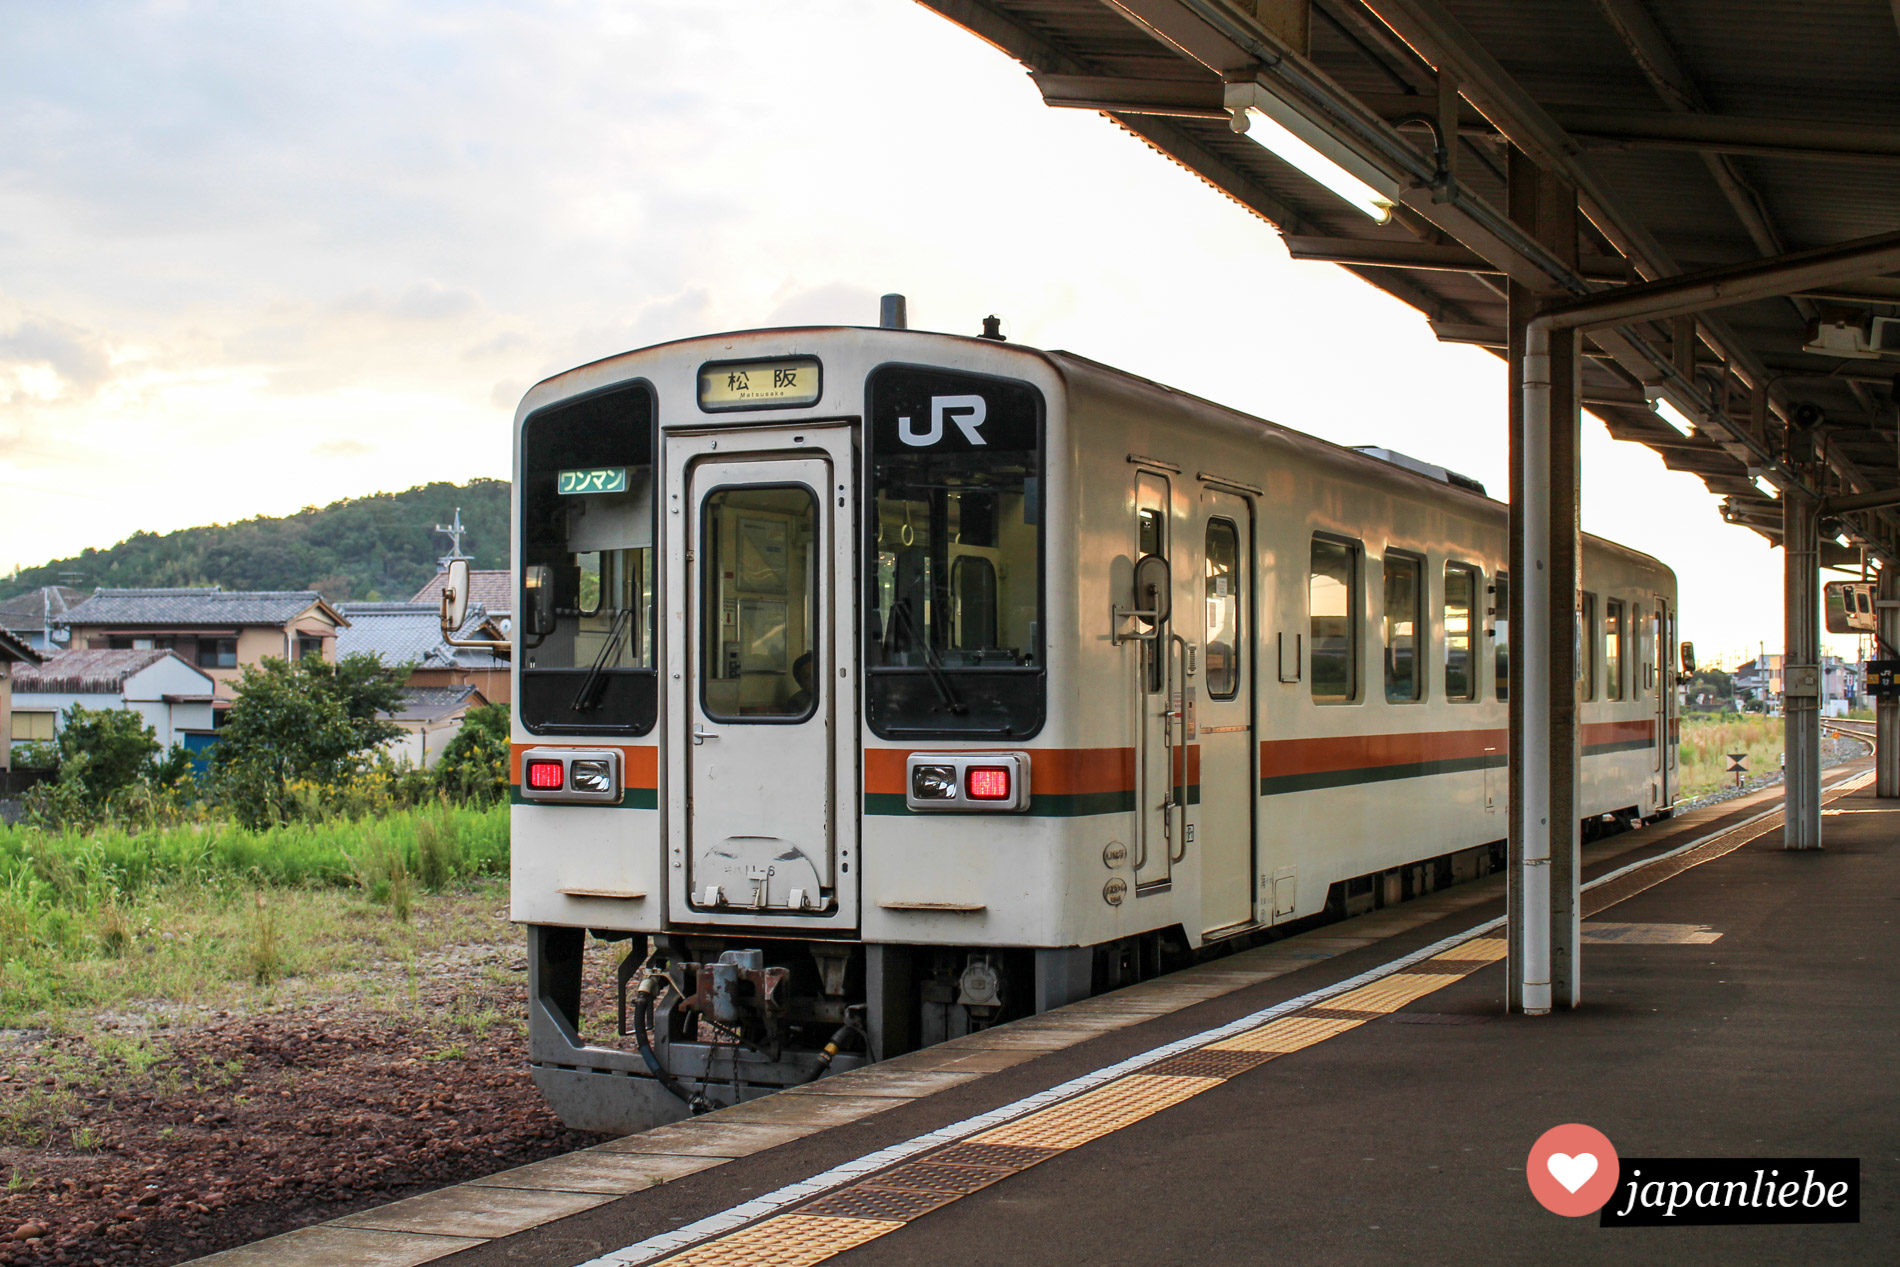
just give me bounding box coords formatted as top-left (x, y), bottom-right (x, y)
top-left (1824, 717), bottom-right (1877, 748)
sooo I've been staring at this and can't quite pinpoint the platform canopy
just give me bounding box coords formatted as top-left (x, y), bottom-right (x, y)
top-left (919, 0), bottom-right (1900, 561)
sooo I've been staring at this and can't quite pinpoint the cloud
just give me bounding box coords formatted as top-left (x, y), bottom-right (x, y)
top-left (310, 438), bottom-right (373, 459)
top-left (340, 279), bottom-right (482, 323)
top-left (0, 315), bottom-right (112, 395)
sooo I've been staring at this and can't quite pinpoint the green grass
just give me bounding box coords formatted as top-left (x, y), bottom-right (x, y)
top-left (0, 805), bottom-right (508, 1028)
top-left (1679, 715), bottom-right (1783, 797)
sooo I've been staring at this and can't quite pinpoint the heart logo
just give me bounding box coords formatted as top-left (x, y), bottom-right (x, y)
top-left (1547, 1151), bottom-right (1599, 1194)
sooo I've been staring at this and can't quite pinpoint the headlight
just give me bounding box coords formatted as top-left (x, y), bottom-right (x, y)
top-left (911, 764), bottom-right (958, 800)
top-left (569, 759), bottom-right (614, 794)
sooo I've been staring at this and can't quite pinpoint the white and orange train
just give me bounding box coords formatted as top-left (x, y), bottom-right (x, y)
top-left (500, 315), bottom-right (1678, 1130)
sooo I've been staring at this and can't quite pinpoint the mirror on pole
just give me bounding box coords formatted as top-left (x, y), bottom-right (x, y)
top-left (1679, 641), bottom-right (1696, 676)
top-left (1824, 580), bottom-right (1877, 634)
top-left (441, 558), bottom-right (471, 636)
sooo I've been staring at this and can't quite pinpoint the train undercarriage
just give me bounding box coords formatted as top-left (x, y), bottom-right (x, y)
top-left (526, 811), bottom-right (1655, 1134)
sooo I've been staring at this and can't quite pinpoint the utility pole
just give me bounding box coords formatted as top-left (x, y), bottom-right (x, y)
top-left (434, 508), bottom-right (472, 568)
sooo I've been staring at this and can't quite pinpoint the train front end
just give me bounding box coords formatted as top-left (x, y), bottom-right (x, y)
top-left (510, 325), bottom-right (1086, 1132)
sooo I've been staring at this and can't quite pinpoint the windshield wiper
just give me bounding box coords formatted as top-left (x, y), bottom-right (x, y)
top-left (885, 600), bottom-right (965, 715)
top-left (572, 606), bottom-right (633, 712)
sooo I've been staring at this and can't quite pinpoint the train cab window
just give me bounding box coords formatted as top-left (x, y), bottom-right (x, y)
top-left (866, 365), bottom-right (1044, 738)
top-left (1444, 562), bottom-right (1479, 702)
top-left (1493, 573), bottom-right (1510, 701)
top-left (518, 380), bottom-right (657, 735)
top-left (1310, 536), bottom-right (1360, 702)
top-left (1205, 519), bottom-right (1241, 699)
top-left (1579, 592), bottom-right (1597, 701)
top-left (1382, 551), bottom-right (1422, 703)
top-left (951, 555), bottom-right (999, 651)
top-left (1605, 599), bottom-right (1625, 700)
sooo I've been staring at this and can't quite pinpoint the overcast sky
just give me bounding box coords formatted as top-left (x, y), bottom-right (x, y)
top-left (0, 0), bottom-right (1822, 662)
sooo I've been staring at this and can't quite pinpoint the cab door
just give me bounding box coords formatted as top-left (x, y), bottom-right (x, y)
top-left (1198, 490), bottom-right (1255, 935)
top-left (664, 426), bottom-right (858, 928)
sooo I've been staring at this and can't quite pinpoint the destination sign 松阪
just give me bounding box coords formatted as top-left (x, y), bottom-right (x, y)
top-left (699, 357), bottom-right (821, 410)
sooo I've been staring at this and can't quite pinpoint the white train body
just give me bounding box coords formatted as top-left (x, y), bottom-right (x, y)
top-left (509, 325), bottom-right (1678, 1130)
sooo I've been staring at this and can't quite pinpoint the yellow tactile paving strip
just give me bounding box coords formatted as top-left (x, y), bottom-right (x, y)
top-left (657, 1214), bottom-right (897, 1267)
top-left (649, 935), bottom-right (1511, 1266)
top-left (969, 1073), bottom-right (1223, 1150)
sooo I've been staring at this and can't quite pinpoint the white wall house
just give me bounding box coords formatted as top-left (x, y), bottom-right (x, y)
top-left (10, 649), bottom-right (217, 753)
top-left (382, 685), bottom-right (487, 769)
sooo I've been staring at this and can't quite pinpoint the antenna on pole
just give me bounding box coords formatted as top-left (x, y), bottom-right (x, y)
top-left (434, 508), bottom-right (472, 568)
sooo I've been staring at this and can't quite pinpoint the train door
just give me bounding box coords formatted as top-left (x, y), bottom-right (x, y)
top-left (1654, 597), bottom-right (1675, 791)
top-left (1133, 470), bottom-right (1179, 891)
top-left (664, 427), bottom-right (857, 925)
top-left (1198, 490), bottom-right (1255, 935)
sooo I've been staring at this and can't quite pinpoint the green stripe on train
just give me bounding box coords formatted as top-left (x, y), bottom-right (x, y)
top-left (864, 789), bottom-right (1159, 817)
top-left (1260, 742), bottom-right (1658, 796)
top-left (509, 787), bottom-right (659, 809)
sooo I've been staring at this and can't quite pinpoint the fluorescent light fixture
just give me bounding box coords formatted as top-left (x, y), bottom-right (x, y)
top-left (1231, 108), bottom-right (1393, 222)
top-left (1224, 82), bottom-right (1399, 224)
top-left (1653, 398), bottom-right (1697, 436)
top-left (1753, 475), bottom-right (1780, 499)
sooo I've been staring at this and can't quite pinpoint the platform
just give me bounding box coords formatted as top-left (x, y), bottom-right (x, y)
top-left (194, 763), bottom-right (1895, 1266)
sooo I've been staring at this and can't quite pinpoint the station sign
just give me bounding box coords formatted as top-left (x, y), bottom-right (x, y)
top-left (1866, 659), bottom-right (1900, 697)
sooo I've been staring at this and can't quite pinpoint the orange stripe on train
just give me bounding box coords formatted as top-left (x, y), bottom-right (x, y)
top-left (864, 747), bottom-right (1140, 796)
top-left (510, 743), bottom-right (659, 788)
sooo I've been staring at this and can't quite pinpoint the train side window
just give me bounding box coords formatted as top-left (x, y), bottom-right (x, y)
top-left (1605, 599), bottom-right (1625, 700)
top-left (1444, 562), bottom-right (1479, 702)
top-left (1310, 535), bottom-right (1360, 702)
top-left (1493, 573), bottom-right (1509, 701)
top-left (1579, 592), bottom-right (1597, 701)
top-left (1382, 551), bottom-right (1423, 703)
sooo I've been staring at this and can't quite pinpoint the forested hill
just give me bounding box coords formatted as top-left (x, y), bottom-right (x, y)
top-left (2, 479), bottom-right (509, 605)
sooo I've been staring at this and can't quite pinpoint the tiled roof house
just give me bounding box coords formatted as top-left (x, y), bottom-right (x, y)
top-left (10, 649), bottom-right (217, 753)
top-left (0, 626), bottom-right (42, 775)
top-left (60, 587), bottom-right (348, 706)
top-left (0, 586), bottom-right (83, 654)
top-left (410, 569), bottom-right (513, 619)
top-left (337, 602), bottom-right (510, 705)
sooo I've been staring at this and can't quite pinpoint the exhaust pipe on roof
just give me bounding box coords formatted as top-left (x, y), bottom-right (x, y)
top-left (879, 294), bottom-right (907, 330)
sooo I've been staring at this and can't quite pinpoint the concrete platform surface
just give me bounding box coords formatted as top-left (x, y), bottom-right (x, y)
top-left (191, 767), bottom-right (1894, 1266)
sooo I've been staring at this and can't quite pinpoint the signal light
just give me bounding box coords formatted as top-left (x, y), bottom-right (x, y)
top-left (965, 766), bottom-right (1011, 800)
top-left (525, 760), bottom-right (565, 791)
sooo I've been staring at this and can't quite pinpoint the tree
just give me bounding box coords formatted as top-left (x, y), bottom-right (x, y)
top-left (54, 705), bottom-right (160, 805)
top-left (434, 702), bottom-right (510, 804)
top-left (210, 653), bottom-right (409, 825)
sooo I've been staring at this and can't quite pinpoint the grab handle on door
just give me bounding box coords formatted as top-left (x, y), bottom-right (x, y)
top-left (1168, 633), bottom-right (1190, 864)
top-left (692, 726), bottom-right (719, 746)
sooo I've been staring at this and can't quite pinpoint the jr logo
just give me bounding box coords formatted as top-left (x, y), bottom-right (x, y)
top-left (898, 395), bottom-right (988, 447)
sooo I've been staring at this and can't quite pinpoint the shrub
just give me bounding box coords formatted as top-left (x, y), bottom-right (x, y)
top-left (53, 706), bottom-right (160, 807)
top-left (209, 654), bottom-right (409, 827)
top-left (434, 703), bottom-right (510, 805)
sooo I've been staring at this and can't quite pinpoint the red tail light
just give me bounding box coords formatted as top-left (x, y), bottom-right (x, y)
top-left (525, 759), bottom-right (565, 790)
top-left (965, 766), bottom-right (1011, 800)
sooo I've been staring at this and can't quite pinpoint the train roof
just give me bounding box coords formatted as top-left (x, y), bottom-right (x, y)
top-left (529, 324), bottom-right (1674, 579)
